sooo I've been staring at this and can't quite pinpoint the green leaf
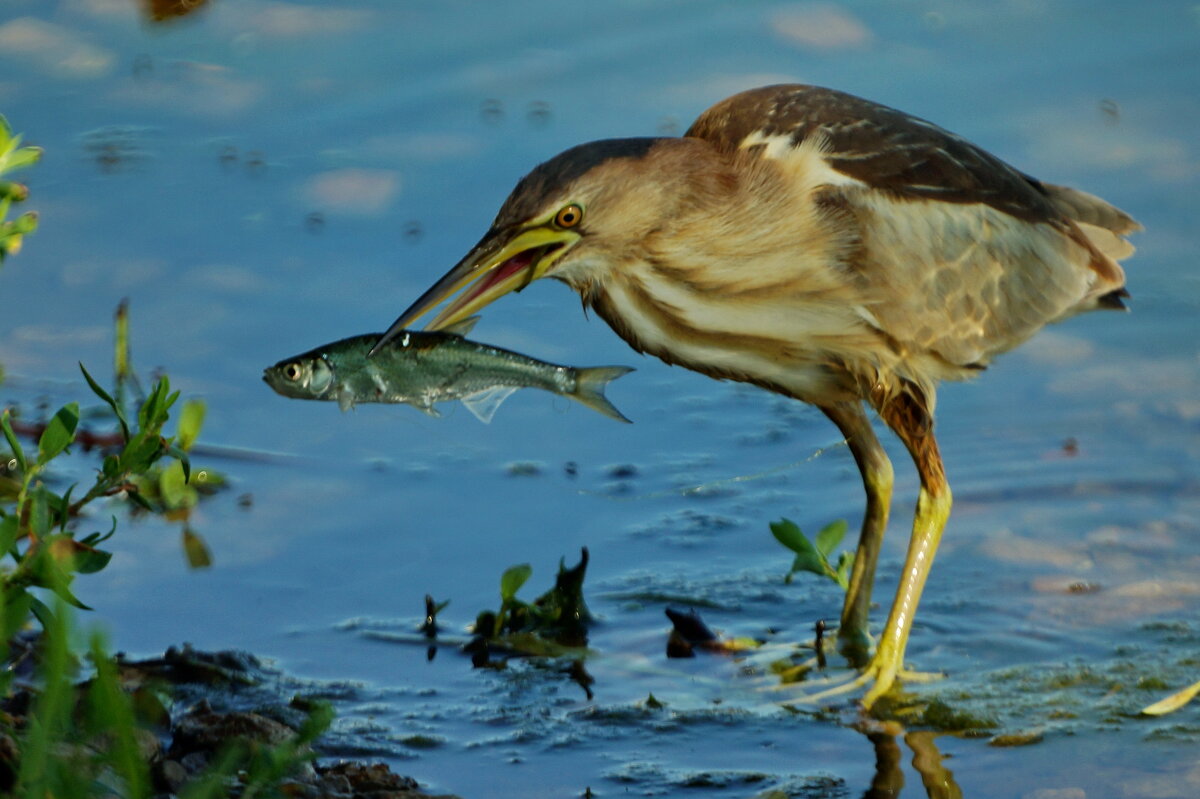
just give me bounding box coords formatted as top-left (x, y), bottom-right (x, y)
top-left (770, 518), bottom-right (825, 578)
top-left (1, 409), bottom-right (26, 473)
top-left (36, 402), bottom-right (79, 465)
top-left (13, 210), bottom-right (37, 234)
top-left (114, 299), bottom-right (131, 382)
top-left (78, 516), bottom-right (117, 547)
top-left (0, 142), bottom-right (41, 174)
top-left (126, 488), bottom-right (155, 512)
top-left (58, 484), bottom-right (74, 532)
top-left (80, 362), bottom-right (130, 440)
top-left (48, 577), bottom-right (91, 610)
top-left (27, 594), bottom-right (55, 631)
top-left (158, 460), bottom-right (196, 510)
top-left (29, 485), bottom-right (50, 539)
top-left (27, 542), bottom-right (92, 610)
top-left (499, 563), bottom-right (532, 602)
top-left (1, 587), bottom-right (33, 640)
top-left (74, 547), bottom-right (112, 575)
top-left (121, 432), bottom-right (165, 472)
top-left (0, 181), bottom-right (28, 202)
top-left (814, 519), bottom-right (848, 558)
top-left (768, 518), bottom-right (807, 553)
top-left (0, 515), bottom-right (18, 552)
top-left (167, 444), bottom-right (191, 484)
top-left (176, 399), bottom-right (205, 452)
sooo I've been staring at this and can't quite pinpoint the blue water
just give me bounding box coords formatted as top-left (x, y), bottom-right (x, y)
top-left (2, 1), bottom-right (1199, 796)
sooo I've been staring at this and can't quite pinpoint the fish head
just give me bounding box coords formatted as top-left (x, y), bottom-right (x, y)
top-left (263, 353), bottom-right (335, 400)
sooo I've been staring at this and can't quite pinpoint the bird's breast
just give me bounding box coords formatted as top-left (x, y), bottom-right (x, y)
top-left (586, 266), bottom-right (874, 403)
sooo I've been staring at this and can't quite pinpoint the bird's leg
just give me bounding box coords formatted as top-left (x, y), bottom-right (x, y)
top-left (857, 390), bottom-right (951, 708)
top-left (820, 402), bottom-right (894, 667)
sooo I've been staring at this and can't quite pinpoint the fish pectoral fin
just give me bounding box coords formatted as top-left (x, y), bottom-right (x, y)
top-left (337, 388), bottom-right (356, 412)
top-left (411, 401), bottom-right (441, 418)
top-left (461, 386), bottom-right (518, 424)
top-left (442, 315), bottom-right (481, 338)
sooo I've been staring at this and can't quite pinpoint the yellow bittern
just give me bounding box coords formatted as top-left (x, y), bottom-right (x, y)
top-left (375, 85), bottom-right (1140, 707)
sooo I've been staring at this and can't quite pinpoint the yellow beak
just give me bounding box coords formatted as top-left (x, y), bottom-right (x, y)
top-left (371, 225), bottom-right (579, 354)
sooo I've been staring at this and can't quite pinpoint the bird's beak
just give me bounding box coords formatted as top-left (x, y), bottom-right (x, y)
top-left (371, 225), bottom-right (579, 354)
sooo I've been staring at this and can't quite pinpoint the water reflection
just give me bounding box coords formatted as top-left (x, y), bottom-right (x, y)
top-left (858, 721), bottom-right (963, 799)
top-left (139, 0), bottom-right (212, 24)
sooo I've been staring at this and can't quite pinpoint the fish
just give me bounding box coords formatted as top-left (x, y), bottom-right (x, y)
top-left (263, 317), bottom-right (633, 423)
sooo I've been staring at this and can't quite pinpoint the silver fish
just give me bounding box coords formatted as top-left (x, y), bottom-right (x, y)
top-left (263, 318), bottom-right (633, 423)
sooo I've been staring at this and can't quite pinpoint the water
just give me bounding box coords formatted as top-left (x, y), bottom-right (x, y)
top-left (2, 1), bottom-right (1199, 796)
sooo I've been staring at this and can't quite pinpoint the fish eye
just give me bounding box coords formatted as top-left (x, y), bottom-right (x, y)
top-left (283, 362), bottom-right (303, 381)
top-left (554, 203), bottom-right (583, 229)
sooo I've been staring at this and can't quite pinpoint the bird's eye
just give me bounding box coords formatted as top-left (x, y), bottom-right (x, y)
top-left (283, 362), bottom-right (302, 381)
top-left (554, 204), bottom-right (583, 229)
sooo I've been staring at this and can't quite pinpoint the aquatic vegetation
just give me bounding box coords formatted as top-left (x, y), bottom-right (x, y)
top-left (470, 549), bottom-right (594, 661)
top-left (0, 122), bottom-right (316, 797)
top-left (664, 607), bottom-right (760, 656)
top-left (0, 116), bottom-right (40, 264)
top-left (769, 518), bottom-right (854, 589)
top-left (4, 607), bottom-right (335, 798)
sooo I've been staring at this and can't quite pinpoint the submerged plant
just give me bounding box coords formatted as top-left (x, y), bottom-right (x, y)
top-left (471, 548), bottom-right (594, 658)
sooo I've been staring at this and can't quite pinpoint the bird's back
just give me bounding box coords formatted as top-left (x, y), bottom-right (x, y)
top-left (684, 85), bottom-right (1140, 389)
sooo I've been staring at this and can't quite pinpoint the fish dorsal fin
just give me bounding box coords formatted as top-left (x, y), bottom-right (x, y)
top-left (461, 386), bottom-right (518, 424)
top-left (442, 316), bottom-right (480, 337)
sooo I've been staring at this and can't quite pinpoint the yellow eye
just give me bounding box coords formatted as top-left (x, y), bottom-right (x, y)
top-left (554, 203), bottom-right (583, 229)
top-left (283, 362), bottom-right (302, 381)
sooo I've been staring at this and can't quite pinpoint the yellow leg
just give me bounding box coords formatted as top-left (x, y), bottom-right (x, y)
top-left (859, 483), bottom-right (951, 706)
top-left (860, 389), bottom-right (951, 708)
top-left (820, 402), bottom-right (894, 664)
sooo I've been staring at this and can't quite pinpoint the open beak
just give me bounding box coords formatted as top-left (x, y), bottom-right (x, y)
top-left (371, 225), bottom-right (579, 355)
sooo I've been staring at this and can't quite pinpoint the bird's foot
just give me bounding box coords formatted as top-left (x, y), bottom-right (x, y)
top-left (770, 653), bottom-right (944, 710)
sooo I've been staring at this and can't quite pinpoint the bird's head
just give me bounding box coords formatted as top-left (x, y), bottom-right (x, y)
top-left (372, 136), bottom-right (723, 352)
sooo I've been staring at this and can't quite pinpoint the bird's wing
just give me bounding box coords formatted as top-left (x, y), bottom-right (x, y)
top-left (686, 85), bottom-right (1136, 372)
top-left (687, 84), bottom-right (1063, 225)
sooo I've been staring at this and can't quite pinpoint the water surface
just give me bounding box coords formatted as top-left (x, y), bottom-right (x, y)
top-left (1, 1), bottom-right (1198, 796)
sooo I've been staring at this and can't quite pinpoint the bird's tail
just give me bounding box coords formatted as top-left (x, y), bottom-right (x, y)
top-left (570, 366), bottom-right (635, 423)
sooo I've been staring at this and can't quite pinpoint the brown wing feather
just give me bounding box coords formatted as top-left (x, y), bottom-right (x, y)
top-left (686, 84), bottom-right (1062, 224)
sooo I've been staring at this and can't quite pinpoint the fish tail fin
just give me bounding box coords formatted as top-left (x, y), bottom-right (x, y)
top-left (570, 366), bottom-right (634, 423)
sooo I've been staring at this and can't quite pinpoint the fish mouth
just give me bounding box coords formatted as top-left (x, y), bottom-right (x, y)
top-left (371, 225), bottom-right (578, 355)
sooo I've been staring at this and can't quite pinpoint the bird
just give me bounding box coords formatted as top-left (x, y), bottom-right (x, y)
top-left (373, 84), bottom-right (1141, 708)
